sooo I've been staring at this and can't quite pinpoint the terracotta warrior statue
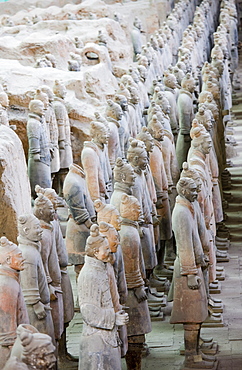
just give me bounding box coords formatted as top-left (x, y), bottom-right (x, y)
top-left (187, 122), bottom-right (218, 285)
top-left (100, 220), bottom-right (127, 292)
top-left (119, 194), bottom-right (151, 370)
top-left (114, 94), bottom-right (130, 158)
top-left (147, 116), bottom-right (173, 273)
top-left (105, 99), bottom-right (122, 168)
top-left (40, 85), bottom-right (60, 177)
top-left (27, 99), bottom-right (51, 198)
top-left (17, 214), bottom-right (55, 345)
top-left (0, 237), bottom-right (29, 369)
top-left (127, 138), bottom-right (157, 274)
top-left (110, 157), bottom-right (136, 213)
top-left (33, 194), bottom-right (64, 344)
top-left (131, 17), bottom-right (144, 61)
top-left (3, 324), bottom-right (56, 370)
top-left (34, 185), bottom-right (75, 361)
top-left (52, 80), bottom-right (73, 195)
top-left (163, 71), bottom-right (179, 138)
top-left (99, 221), bottom-right (128, 357)
top-left (136, 127), bottom-right (160, 251)
top-left (63, 163), bottom-right (96, 278)
top-left (81, 120), bottom-right (111, 202)
top-left (180, 162), bottom-right (214, 304)
top-left (78, 224), bottom-right (129, 370)
top-left (170, 177), bottom-right (216, 370)
top-left (176, 73), bottom-right (196, 169)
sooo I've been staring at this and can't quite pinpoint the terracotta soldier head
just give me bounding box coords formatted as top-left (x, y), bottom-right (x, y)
top-left (198, 91), bottom-right (210, 104)
top-left (117, 82), bottom-right (131, 101)
top-left (127, 86), bottom-right (140, 105)
top-left (128, 65), bottom-right (140, 84)
top-left (29, 99), bottom-right (45, 117)
top-left (133, 17), bottom-right (142, 31)
top-left (33, 194), bottom-right (55, 224)
top-left (40, 85), bottom-right (55, 103)
top-left (34, 89), bottom-right (49, 109)
top-left (0, 236), bottom-right (25, 271)
top-left (155, 92), bottom-right (171, 115)
top-left (148, 114), bottom-right (164, 141)
top-left (190, 119), bottom-right (212, 154)
top-left (35, 185), bottom-right (62, 211)
top-left (136, 126), bottom-right (154, 153)
top-left (18, 214), bottom-right (43, 243)
top-left (113, 157), bottom-right (136, 186)
top-left (137, 65), bottom-right (147, 83)
top-left (196, 105), bottom-right (213, 131)
top-left (106, 100), bottom-right (123, 121)
top-left (150, 35), bottom-right (158, 51)
top-left (163, 71), bottom-right (178, 90)
top-left (14, 324), bottom-right (56, 369)
top-left (127, 138), bottom-right (148, 171)
top-left (121, 74), bottom-right (135, 89)
top-left (137, 54), bottom-right (149, 69)
top-left (99, 221), bottom-right (120, 253)
top-left (190, 119), bottom-right (206, 139)
top-left (176, 177), bottom-right (198, 203)
top-left (90, 120), bottom-right (109, 147)
top-left (94, 111), bottom-right (108, 125)
top-left (181, 73), bottom-right (196, 93)
top-left (94, 199), bottom-right (121, 231)
top-left (181, 162), bottom-right (203, 192)
top-left (120, 194), bottom-right (141, 222)
top-left (53, 80), bottom-right (67, 100)
top-left (85, 224), bottom-right (110, 262)
top-left (114, 94), bottom-right (128, 112)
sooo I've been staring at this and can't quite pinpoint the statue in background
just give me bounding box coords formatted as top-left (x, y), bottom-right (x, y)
top-left (40, 85), bottom-right (60, 177)
top-left (110, 157), bottom-right (136, 214)
top-left (27, 99), bottom-right (51, 198)
top-left (52, 80), bottom-right (73, 195)
top-left (81, 120), bottom-right (111, 202)
top-left (176, 73), bottom-right (196, 168)
top-left (131, 17), bottom-right (144, 61)
top-left (105, 100), bottom-right (122, 168)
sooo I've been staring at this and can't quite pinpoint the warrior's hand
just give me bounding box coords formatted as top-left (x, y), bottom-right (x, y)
top-left (187, 275), bottom-right (201, 290)
top-left (84, 218), bottom-right (93, 229)
top-left (33, 301), bottom-right (47, 320)
top-left (134, 286), bottom-right (147, 302)
top-left (115, 310), bottom-right (129, 326)
top-left (49, 284), bottom-right (57, 301)
top-left (59, 140), bottom-right (65, 150)
top-left (33, 153), bottom-right (40, 162)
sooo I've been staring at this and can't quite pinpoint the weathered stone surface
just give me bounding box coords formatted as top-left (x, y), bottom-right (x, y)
top-left (0, 125), bottom-right (31, 243)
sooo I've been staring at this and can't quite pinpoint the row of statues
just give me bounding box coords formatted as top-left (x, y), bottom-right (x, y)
top-left (0, 0), bottom-right (238, 369)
